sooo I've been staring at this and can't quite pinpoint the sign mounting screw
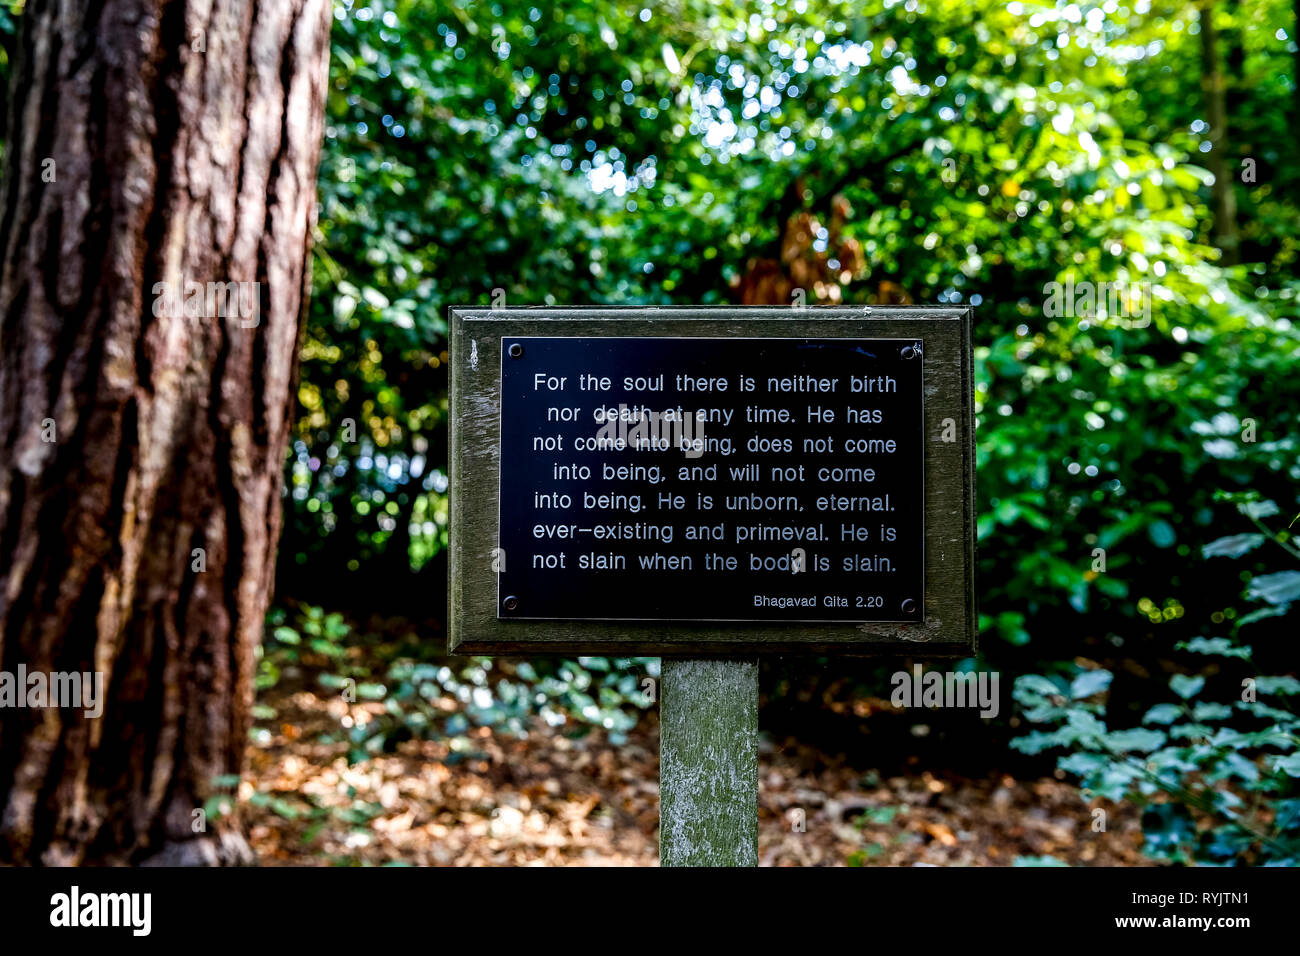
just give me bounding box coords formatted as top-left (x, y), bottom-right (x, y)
top-left (901, 598), bottom-right (917, 615)
top-left (508, 342), bottom-right (524, 358)
top-left (502, 595), bottom-right (520, 611)
top-left (900, 343), bottom-right (921, 360)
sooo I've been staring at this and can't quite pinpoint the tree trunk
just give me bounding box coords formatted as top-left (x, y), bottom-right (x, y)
top-left (1199, 0), bottom-right (1238, 265)
top-left (0, 0), bottom-right (330, 865)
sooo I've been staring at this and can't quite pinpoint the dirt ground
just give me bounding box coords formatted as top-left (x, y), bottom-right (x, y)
top-left (241, 683), bottom-right (1150, 866)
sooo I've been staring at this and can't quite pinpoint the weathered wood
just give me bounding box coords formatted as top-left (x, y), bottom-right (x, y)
top-left (449, 306), bottom-right (976, 656)
top-left (659, 658), bottom-right (758, 867)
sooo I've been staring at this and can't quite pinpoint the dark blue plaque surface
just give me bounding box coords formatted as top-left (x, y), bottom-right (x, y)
top-left (496, 336), bottom-right (924, 623)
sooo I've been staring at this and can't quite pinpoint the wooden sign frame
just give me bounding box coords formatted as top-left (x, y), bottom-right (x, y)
top-left (448, 306), bottom-right (975, 656)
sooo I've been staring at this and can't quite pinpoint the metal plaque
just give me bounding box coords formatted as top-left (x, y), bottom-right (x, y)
top-left (495, 336), bottom-right (925, 623)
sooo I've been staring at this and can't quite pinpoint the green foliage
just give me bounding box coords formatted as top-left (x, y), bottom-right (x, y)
top-left (0, 0), bottom-right (1296, 863)
top-left (258, 605), bottom-right (655, 764)
top-left (845, 803), bottom-right (912, 865)
top-left (281, 4), bottom-right (1300, 831)
top-left (1013, 495), bottom-right (1300, 865)
top-left (289, 1), bottom-right (1300, 669)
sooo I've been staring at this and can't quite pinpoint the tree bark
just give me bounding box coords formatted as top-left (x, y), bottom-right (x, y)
top-left (0, 0), bottom-right (330, 865)
top-left (1199, 0), bottom-right (1239, 265)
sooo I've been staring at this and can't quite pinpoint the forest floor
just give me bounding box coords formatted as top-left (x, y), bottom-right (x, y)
top-left (242, 680), bottom-right (1151, 866)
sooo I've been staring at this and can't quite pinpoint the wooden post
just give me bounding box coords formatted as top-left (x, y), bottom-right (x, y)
top-left (659, 658), bottom-right (759, 867)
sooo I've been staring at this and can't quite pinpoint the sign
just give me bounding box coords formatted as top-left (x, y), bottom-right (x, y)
top-left (450, 307), bottom-right (974, 655)
top-left (497, 336), bottom-right (925, 622)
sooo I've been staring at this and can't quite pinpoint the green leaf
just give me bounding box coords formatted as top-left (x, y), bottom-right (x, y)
top-left (1177, 636), bottom-right (1252, 660)
top-left (309, 637), bottom-right (346, 658)
top-left (1202, 533), bottom-right (1266, 559)
top-left (1272, 754), bottom-right (1300, 778)
top-left (203, 795), bottom-right (234, 819)
top-left (1239, 499), bottom-right (1280, 520)
top-left (1071, 669), bottom-right (1113, 700)
top-left (1236, 606), bottom-right (1290, 628)
top-left (1256, 676), bottom-right (1300, 695)
top-left (1247, 571), bottom-right (1300, 607)
top-left (1192, 702), bottom-right (1232, 721)
top-left (1170, 674), bottom-right (1204, 700)
top-left (1143, 703), bottom-right (1183, 725)
top-left (272, 626), bottom-right (301, 644)
top-left (1059, 752), bottom-right (1108, 776)
top-left (1010, 730), bottom-right (1061, 755)
top-left (270, 798), bottom-right (301, 820)
top-left (1016, 674), bottom-right (1065, 702)
top-left (1105, 728), bottom-right (1166, 753)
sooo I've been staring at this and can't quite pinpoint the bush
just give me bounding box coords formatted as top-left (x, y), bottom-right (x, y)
top-left (259, 604), bottom-right (656, 763)
top-left (1013, 495), bottom-right (1300, 865)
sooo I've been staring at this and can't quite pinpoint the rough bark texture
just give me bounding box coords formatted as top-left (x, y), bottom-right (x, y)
top-left (0, 0), bottom-right (330, 865)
